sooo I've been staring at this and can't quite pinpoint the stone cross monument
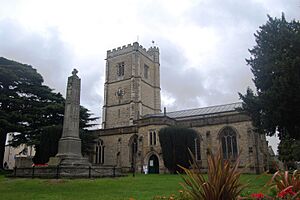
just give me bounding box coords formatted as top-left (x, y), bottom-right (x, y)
top-left (56, 69), bottom-right (89, 166)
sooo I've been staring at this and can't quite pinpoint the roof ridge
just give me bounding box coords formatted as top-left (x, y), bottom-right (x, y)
top-left (166, 102), bottom-right (242, 114)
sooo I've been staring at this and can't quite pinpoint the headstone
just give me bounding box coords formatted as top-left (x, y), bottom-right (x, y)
top-left (56, 69), bottom-right (90, 166)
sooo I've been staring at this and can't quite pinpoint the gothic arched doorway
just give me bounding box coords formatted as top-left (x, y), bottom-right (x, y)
top-left (148, 154), bottom-right (159, 174)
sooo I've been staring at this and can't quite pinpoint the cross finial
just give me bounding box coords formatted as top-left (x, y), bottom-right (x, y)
top-left (72, 68), bottom-right (78, 76)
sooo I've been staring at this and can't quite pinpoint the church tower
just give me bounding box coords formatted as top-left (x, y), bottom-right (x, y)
top-left (102, 42), bottom-right (161, 129)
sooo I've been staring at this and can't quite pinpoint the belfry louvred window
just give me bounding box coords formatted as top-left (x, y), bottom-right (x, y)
top-left (117, 62), bottom-right (125, 76)
top-left (144, 64), bottom-right (149, 79)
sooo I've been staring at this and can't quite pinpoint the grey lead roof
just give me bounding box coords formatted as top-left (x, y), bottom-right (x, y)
top-left (145, 102), bottom-right (243, 119)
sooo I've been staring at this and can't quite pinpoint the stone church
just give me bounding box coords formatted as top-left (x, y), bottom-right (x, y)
top-left (92, 42), bottom-right (269, 174)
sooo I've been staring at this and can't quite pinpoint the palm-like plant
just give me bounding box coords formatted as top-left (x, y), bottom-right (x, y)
top-left (269, 169), bottom-right (300, 198)
top-left (179, 149), bottom-right (246, 200)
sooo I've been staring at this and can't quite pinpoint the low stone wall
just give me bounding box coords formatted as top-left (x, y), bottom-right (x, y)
top-left (15, 157), bottom-right (34, 168)
top-left (10, 165), bottom-right (124, 179)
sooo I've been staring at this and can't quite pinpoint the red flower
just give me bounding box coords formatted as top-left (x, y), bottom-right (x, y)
top-left (278, 186), bottom-right (296, 198)
top-left (251, 193), bottom-right (264, 199)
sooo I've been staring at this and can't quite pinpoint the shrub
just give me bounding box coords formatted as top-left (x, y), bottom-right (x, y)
top-left (268, 170), bottom-right (300, 199)
top-left (179, 149), bottom-right (245, 200)
top-left (244, 170), bottom-right (300, 199)
top-left (270, 170), bottom-right (300, 192)
top-left (159, 127), bottom-right (198, 174)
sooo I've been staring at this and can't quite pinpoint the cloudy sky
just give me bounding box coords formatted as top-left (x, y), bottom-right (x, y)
top-left (0, 0), bottom-right (299, 152)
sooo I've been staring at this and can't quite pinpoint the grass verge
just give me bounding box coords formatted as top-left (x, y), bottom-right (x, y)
top-left (0, 173), bottom-right (270, 200)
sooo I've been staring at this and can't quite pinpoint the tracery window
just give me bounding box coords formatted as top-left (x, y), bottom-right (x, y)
top-left (220, 127), bottom-right (238, 159)
top-left (95, 139), bottom-right (104, 164)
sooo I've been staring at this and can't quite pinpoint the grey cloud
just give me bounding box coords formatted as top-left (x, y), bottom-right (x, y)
top-left (283, 0), bottom-right (300, 19)
top-left (136, 0), bottom-right (178, 27)
top-left (0, 19), bottom-right (73, 94)
top-left (262, 0), bottom-right (300, 20)
top-left (159, 39), bottom-right (207, 111)
top-left (0, 19), bottom-right (103, 121)
top-left (188, 0), bottom-right (267, 29)
top-left (156, 28), bottom-right (255, 112)
top-left (134, 1), bottom-right (272, 113)
top-left (76, 56), bottom-right (104, 117)
top-left (0, 0), bottom-right (298, 125)
top-left (197, 42), bottom-right (255, 107)
top-left (188, 0), bottom-right (299, 29)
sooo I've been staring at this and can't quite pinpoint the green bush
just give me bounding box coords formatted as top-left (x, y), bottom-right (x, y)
top-left (159, 127), bottom-right (198, 174)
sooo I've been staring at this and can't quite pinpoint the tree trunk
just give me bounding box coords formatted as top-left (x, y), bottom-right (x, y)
top-left (0, 132), bottom-right (7, 170)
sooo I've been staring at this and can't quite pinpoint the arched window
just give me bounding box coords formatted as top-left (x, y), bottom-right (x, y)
top-left (220, 127), bottom-right (238, 159)
top-left (194, 137), bottom-right (201, 161)
top-left (149, 130), bottom-right (157, 146)
top-left (95, 139), bottom-right (104, 164)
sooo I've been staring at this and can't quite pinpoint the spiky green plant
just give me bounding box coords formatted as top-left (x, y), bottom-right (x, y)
top-left (179, 149), bottom-right (246, 200)
top-left (269, 170), bottom-right (300, 197)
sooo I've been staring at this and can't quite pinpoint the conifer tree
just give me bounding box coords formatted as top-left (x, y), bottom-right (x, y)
top-left (239, 14), bottom-right (300, 140)
top-left (159, 126), bottom-right (198, 173)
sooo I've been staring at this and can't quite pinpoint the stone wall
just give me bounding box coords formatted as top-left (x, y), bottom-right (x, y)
top-left (105, 104), bottom-right (131, 128)
top-left (96, 112), bottom-right (268, 174)
top-left (97, 133), bottom-right (133, 168)
top-left (137, 124), bottom-right (169, 173)
top-left (190, 121), bottom-right (265, 173)
top-left (12, 166), bottom-right (122, 178)
top-left (140, 82), bottom-right (155, 109)
top-left (106, 55), bottom-right (133, 83)
top-left (106, 80), bottom-right (132, 105)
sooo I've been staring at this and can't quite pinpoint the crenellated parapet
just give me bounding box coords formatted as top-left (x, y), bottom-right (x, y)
top-left (107, 43), bottom-right (133, 57)
top-left (147, 46), bottom-right (159, 52)
top-left (147, 46), bottom-right (160, 63)
top-left (107, 42), bottom-right (159, 61)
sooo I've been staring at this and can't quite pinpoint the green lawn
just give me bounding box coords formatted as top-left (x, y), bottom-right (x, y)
top-left (0, 173), bottom-right (271, 200)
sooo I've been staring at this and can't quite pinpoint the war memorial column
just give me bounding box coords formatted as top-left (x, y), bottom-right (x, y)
top-left (56, 69), bottom-right (89, 166)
